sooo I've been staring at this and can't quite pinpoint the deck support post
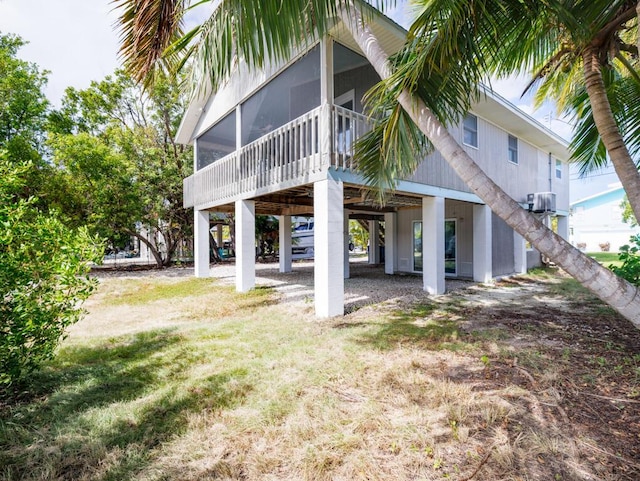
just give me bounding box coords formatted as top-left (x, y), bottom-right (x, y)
top-left (473, 204), bottom-right (493, 282)
top-left (557, 215), bottom-right (569, 240)
top-left (423, 196), bottom-right (446, 295)
top-left (194, 209), bottom-right (210, 278)
top-left (314, 178), bottom-right (344, 317)
top-left (279, 215), bottom-right (292, 273)
top-left (384, 212), bottom-right (396, 275)
top-left (368, 220), bottom-right (380, 264)
top-left (236, 199), bottom-right (256, 292)
top-left (344, 211), bottom-right (350, 279)
top-left (514, 232), bottom-right (527, 274)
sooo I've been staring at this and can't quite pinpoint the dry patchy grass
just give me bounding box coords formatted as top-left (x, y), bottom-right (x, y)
top-left (1, 269), bottom-right (639, 480)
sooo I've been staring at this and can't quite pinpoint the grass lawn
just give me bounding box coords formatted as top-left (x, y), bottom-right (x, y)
top-left (2, 270), bottom-right (640, 480)
top-left (587, 251), bottom-right (623, 269)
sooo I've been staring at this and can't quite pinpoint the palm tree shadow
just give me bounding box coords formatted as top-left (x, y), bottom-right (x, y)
top-left (1, 330), bottom-right (252, 481)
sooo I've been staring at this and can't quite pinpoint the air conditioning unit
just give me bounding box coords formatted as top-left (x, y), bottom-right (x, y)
top-left (527, 192), bottom-right (556, 214)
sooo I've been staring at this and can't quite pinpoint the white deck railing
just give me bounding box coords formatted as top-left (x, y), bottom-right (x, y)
top-left (184, 104), bottom-right (371, 208)
top-left (331, 105), bottom-right (370, 171)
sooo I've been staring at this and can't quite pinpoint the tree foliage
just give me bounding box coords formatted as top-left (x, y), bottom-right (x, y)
top-left (0, 156), bottom-right (101, 386)
top-left (621, 195), bottom-right (638, 227)
top-left (612, 235), bottom-right (640, 286)
top-left (49, 71), bottom-right (193, 267)
top-left (0, 34), bottom-right (49, 160)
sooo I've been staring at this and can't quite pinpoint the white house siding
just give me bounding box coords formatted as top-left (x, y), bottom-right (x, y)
top-left (408, 117), bottom-right (569, 212)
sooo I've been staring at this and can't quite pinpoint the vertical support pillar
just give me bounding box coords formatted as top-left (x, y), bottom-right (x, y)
top-left (314, 178), bottom-right (344, 317)
top-left (235, 105), bottom-right (242, 149)
top-left (473, 204), bottom-right (493, 282)
top-left (344, 211), bottom-right (350, 279)
top-left (279, 214), bottom-right (292, 273)
top-left (368, 220), bottom-right (380, 264)
top-left (423, 197), bottom-right (445, 295)
top-left (556, 215), bottom-right (569, 240)
top-left (513, 231), bottom-right (527, 275)
top-left (319, 36), bottom-right (334, 168)
top-left (384, 212), bottom-right (396, 275)
top-left (235, 199), bottom-right (255, 292)
top-left (194, 209), bottom-right (210, 278)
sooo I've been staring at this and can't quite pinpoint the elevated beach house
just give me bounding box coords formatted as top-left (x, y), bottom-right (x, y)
top-left (176, 9), bottom-right (570, 317)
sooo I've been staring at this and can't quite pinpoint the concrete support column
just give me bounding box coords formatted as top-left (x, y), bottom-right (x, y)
top-left (423, 196), bottom-right (445, 295)
top-left (314, 178), bottom-right (344, 317)
top-left (384, 212), bottom-right (396, 275)
top-left (344, 211), bottom-right (350, 279)
top-left (279, 215), bottom-right (292, 273)
top-left (473, 204), bottom-right (493, 282)
top-left (556, 215), bottom-right (569, 241)
top-left (215, 222), bottom-right (223, 249)
top-left (368, 220), bottom-right (380, 264)
top-left (194, 209), bottom-right (210, 278)
top-left (513, 231), bottom-right (527, 275)
top-left (235, 199), bottom-right (255, 292)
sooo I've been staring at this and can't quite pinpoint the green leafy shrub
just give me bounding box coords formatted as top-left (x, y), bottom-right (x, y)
top-left (611, 235), bottom-right (640, 286)
top-left (0, 158), bottom-right (102, 386)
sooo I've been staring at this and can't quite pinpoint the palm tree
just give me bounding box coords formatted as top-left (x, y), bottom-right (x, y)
top-left (113, 0), bottom-right (640, 325)
top-left (397, 0), bottom-right (640, 219)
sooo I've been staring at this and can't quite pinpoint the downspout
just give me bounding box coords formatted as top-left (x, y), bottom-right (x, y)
top-left (548, 152), bottom-right (552, 192)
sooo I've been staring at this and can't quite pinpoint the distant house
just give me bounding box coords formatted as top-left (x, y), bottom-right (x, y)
top-left (570, 185), bottom-right (639, 252)
top-left (177, 7), bottom-right (570, 317)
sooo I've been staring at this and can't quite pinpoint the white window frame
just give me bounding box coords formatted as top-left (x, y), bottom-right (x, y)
top-left (508, 134), bottom-right (518, 164)
top-left (463, 113), bottom-right (478, 148)
top-left (555, 159), bottom-right (562, 179)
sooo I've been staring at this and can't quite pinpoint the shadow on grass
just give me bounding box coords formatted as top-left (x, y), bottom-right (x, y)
top-left (0, 329), bottom-right (252, 481)
top-left (352, 303), bottom-right (469, 351)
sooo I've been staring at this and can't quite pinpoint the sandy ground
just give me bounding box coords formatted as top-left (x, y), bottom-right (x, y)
top-left (91, 257), bottom-right (474, 314)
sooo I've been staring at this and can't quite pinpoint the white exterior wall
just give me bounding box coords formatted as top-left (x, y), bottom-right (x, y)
top-left (409, 118), bottom-right (569, 213)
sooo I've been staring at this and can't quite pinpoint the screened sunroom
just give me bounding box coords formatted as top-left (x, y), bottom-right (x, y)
top-left (183, 40), bottom-right (381, 210)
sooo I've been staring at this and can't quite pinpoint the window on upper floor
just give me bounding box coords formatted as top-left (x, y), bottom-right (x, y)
top-left (555, 159), bottom-right (562, 179)
top-left (463, 114), bottom-right (478, 148)
top-left (508, 134), bottom-right (518, 164)
top-left (196, 110), bottom-right (236, 170)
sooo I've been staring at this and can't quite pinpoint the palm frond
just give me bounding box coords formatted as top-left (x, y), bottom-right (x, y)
top-left (570, 69), bottom-right (640, 175)
top-left (113, 0), bottom-right (188, 87)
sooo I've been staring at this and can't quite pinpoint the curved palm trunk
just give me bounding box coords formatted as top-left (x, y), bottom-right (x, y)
top-left (340, 3), bottom-right (640, 327)
top-left (583, 47), bottom-right (640, 222)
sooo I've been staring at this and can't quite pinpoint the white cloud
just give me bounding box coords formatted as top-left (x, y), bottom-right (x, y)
top-left (0, 0), bottom-right (120, 107)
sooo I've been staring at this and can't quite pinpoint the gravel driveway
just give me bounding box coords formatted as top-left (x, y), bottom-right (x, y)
top-left (93, 257), bottom-right (474, 313)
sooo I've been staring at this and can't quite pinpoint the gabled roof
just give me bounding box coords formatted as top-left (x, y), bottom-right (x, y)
top-left (176, 6), bottom-right (569, 160)
top-left (571, 184), bottom-right (624, 207)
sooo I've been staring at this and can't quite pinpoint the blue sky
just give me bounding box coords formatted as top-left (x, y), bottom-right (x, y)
top-left (0, 0), bottom-right (615, 199)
